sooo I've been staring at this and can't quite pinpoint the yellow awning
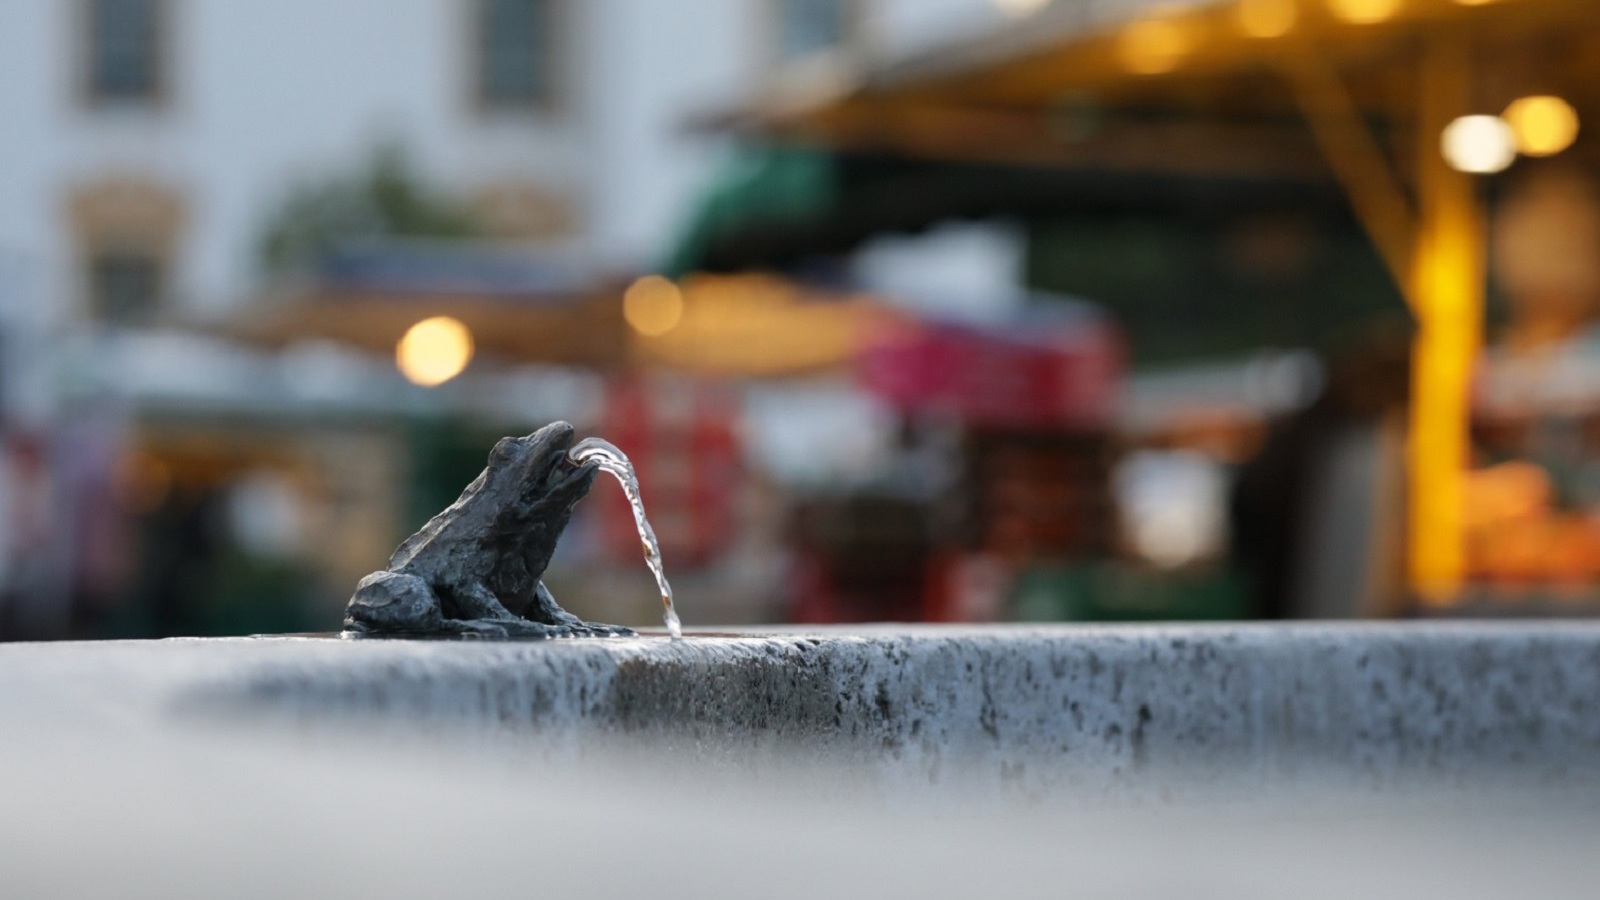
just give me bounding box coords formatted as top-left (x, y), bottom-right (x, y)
top-left (220, 287), bottom-right (628, 369)
top-left (628, 273), bottom-right (900, 378)
top-left (734, 0), bottom-right (1599, 162)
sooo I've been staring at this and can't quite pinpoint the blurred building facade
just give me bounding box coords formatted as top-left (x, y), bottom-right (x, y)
top-left (0, 0), bottom-right (1095, 637)
top-left (18, 0), bottom-right (1541, 636)
top-left (0, 0), bottom-right (1079, 324)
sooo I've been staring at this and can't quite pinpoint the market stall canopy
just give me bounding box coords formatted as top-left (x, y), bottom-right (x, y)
top-left (697, 0), bottom-right (1600, 601)
top-left (719, 0), bottom-right (1600, 156)
top-left (628, 273), bottom-right (902, 378)
top-left (704, 0), bottom-right (1600, 287)
top-left (667, 147), bottom-right (1358, 277)
top-left (218, 245), bottom-right (896, 379)
top-left (858, 307), bottom-right (1122, 429)
top-left (219, 240), bottom-right (627, 369)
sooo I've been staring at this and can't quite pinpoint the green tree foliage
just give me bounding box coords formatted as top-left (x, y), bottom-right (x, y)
top-left (259, 144), bottom-right (480, 274)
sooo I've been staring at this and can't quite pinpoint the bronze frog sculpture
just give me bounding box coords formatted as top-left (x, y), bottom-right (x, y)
top-left (344, 421), bottom-right (634, 638)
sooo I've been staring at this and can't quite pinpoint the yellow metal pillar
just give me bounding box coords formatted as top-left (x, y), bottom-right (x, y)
top-left (1408, 36), bottom-right (1485, 603)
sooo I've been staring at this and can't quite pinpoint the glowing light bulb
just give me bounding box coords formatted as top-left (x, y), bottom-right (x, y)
top-left (1327, 0), bottom-right (1400, 24)
top-left (1440, 115), bottom-right (1517, 174)
top-left (623, 275), bottom-right (685, 337)
top-left (1119, 14), bottom-right (1194, 75)
top-left (1503, 95), bottom-right (1579, 157)
top-left (396, 316), bottom-right (474, 387)
top-left (1239, 0), bottom-right (1297, 39)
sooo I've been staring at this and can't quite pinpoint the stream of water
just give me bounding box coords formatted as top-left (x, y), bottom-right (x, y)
top-left (567, 437), bottom-right (682, 639)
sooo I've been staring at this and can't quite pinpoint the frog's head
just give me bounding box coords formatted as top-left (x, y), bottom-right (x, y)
top-left (486, 421), bottom-right (598, 566)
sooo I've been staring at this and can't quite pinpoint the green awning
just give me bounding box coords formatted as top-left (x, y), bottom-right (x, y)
top-left (662, 147), bottom-right (836, 277)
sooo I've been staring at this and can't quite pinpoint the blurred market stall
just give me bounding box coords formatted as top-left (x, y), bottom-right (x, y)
top-left (690, 0), bottom-right (1600, 616)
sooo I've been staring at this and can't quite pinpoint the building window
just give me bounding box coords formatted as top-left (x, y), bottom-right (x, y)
top-left (477, 0), bottom-right (553, 110)
top-left (86, 0), bottom-right (164, 105)
top-left (70, 179), bottom-right (183, 323)
top-left (777, 0), bottom-right (850, 60)
top-left (89, 251), bottom-right (164, 322)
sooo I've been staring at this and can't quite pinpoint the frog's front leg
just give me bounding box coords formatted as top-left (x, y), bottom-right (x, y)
top-left (526, 581), bottom-right (636, 637)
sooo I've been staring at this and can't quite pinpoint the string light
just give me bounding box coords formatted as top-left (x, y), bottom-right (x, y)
top-left (1503, 95), bottom-right (1579, 157)
top-left (1327, 0), bottom-right (1401, 25)
top-left (1440, 115), bottom-right (1517, 174)
top-left (624, 275), bottom-right (685, 337)
top-left (1119, 13), bottom-right (1194, 75)
top-left (1239, 0), bottom-right (1297, 39)
top-left (993, 0), bottom-right (1050, 17)
top-left (396, 316), bottom-right (474, 387)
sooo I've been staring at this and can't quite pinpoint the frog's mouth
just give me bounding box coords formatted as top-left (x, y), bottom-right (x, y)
top-left (530, 422), bottom-right (595, 495)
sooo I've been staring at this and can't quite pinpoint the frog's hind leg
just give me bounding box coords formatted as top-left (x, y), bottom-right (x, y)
top-left (446, 581), bottom-right (566, 639)
top-left (526, 581), bottom-right (636, 637)
top-left (346, 572), bottom-right (554, 639)
top-left (345, 571), bottom-right (445, 635)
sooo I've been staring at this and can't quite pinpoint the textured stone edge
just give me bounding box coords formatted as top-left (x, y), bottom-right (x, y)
top-left (9, 623), bottom-right (1600, 790)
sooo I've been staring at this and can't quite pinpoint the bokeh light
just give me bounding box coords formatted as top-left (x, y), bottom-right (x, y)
top-left (395, 316), bottom-right (474, 387)
top-left (624, 275), bottom-right (685, 337)
top-left (1503, 95), bottom-right (1579, 157)
top-left (1238, 0), bottom-right (1297, 39)
top-left (1119, 14), bottom-right (1194, 75)
top-left (993, 0), bottom-right (1050, 17)
top-left (1326, 0), bottom-right (1401, 24)
top-left (1440, 115), bottom-right (1517, 174)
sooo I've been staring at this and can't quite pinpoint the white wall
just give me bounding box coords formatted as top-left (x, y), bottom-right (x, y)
top-left (0, 1), bottom-right (65, 324)
top-left (0, 0), bottom-right (1037, 326)
top-left (578, 0), bottom-right (760, 273)
top-left (870, 0), bottom-right (1012, 56)
top-left (0, 0), bottom-right (587, 322)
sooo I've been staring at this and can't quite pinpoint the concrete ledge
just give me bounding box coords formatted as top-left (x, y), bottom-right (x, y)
top-left (7, 623), bottom-right (1600, 789)
top-left (11, 623), bottom-right (1600, 897)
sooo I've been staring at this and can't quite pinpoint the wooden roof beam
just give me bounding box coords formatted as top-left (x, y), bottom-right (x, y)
top-left (1280, 44), bottom-right (1416, 293)
top-left (781, 99), bottom-right (1334, 181)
